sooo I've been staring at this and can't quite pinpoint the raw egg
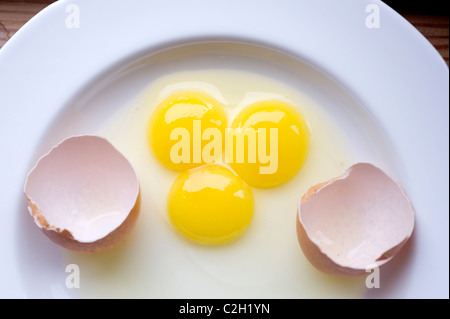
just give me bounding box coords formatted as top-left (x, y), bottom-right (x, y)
top-left (229, 100), bottom-right (310, 188)
top-left (148, 90), bottom-right (227, 171)
top-left (81, 70), bottom-right (364, 298)
top-left (167, 164), bottom-right (254, 245)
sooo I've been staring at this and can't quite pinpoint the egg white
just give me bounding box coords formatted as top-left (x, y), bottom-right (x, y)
top-left (65, 69), bottom-right (367, 298)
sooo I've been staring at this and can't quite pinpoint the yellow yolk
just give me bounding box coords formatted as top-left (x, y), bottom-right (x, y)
top-left (148, 91), bottom-right (227, 171)
top-left (168, 164), bottom-right (254, 245)
top-left (229, 100), bottom-right (310, 188)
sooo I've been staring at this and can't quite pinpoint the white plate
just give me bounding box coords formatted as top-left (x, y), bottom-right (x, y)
top-left (0, 0), bottom-right (448, 298)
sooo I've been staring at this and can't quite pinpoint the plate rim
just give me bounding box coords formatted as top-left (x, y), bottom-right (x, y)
top-left (0, 0), bottom-right (448, 298)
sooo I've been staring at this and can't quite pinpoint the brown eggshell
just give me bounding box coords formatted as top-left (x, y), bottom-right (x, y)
top-left (24, 135), bottom-right (141, 253)
top-left (297, 163), bottom-right (415, 276)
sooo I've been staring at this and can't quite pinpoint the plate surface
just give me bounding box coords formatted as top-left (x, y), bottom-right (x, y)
top-left (0, 0), bottom-right (448, 298)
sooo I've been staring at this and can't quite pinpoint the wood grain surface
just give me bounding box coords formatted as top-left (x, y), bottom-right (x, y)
top-left (0, 0), bottom-right (448, 65)
top-left (403, 14), bottom-right (449, 64)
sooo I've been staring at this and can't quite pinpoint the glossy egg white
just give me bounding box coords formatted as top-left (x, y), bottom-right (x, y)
top-left (61, 69), bottom-right (372, 298)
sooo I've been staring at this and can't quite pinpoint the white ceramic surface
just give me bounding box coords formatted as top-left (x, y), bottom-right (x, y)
top-left (0, 0), bottom-right (448, 298)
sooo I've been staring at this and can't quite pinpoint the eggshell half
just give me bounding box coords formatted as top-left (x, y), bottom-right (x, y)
top-left (296, 163), bottom-right (415, 276)
top-left (24, 135), bottom-right (141, 253)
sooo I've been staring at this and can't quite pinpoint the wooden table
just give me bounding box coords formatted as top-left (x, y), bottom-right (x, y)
top-left (1, 0), bottom-right (448, 65)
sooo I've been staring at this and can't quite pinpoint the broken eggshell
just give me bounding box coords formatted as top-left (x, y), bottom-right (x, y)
top-left (24, 135), bottom-right (141, 253)
top-left (296, 163), bottom-right (415, 276)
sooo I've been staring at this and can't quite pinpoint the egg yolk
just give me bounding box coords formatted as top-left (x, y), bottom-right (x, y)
top-left (168, 164), bottom-right (254, 245)
top-left (229, 100), bottom-right (309, 188)
top-left (148, 91), bottom-right (227, 171)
